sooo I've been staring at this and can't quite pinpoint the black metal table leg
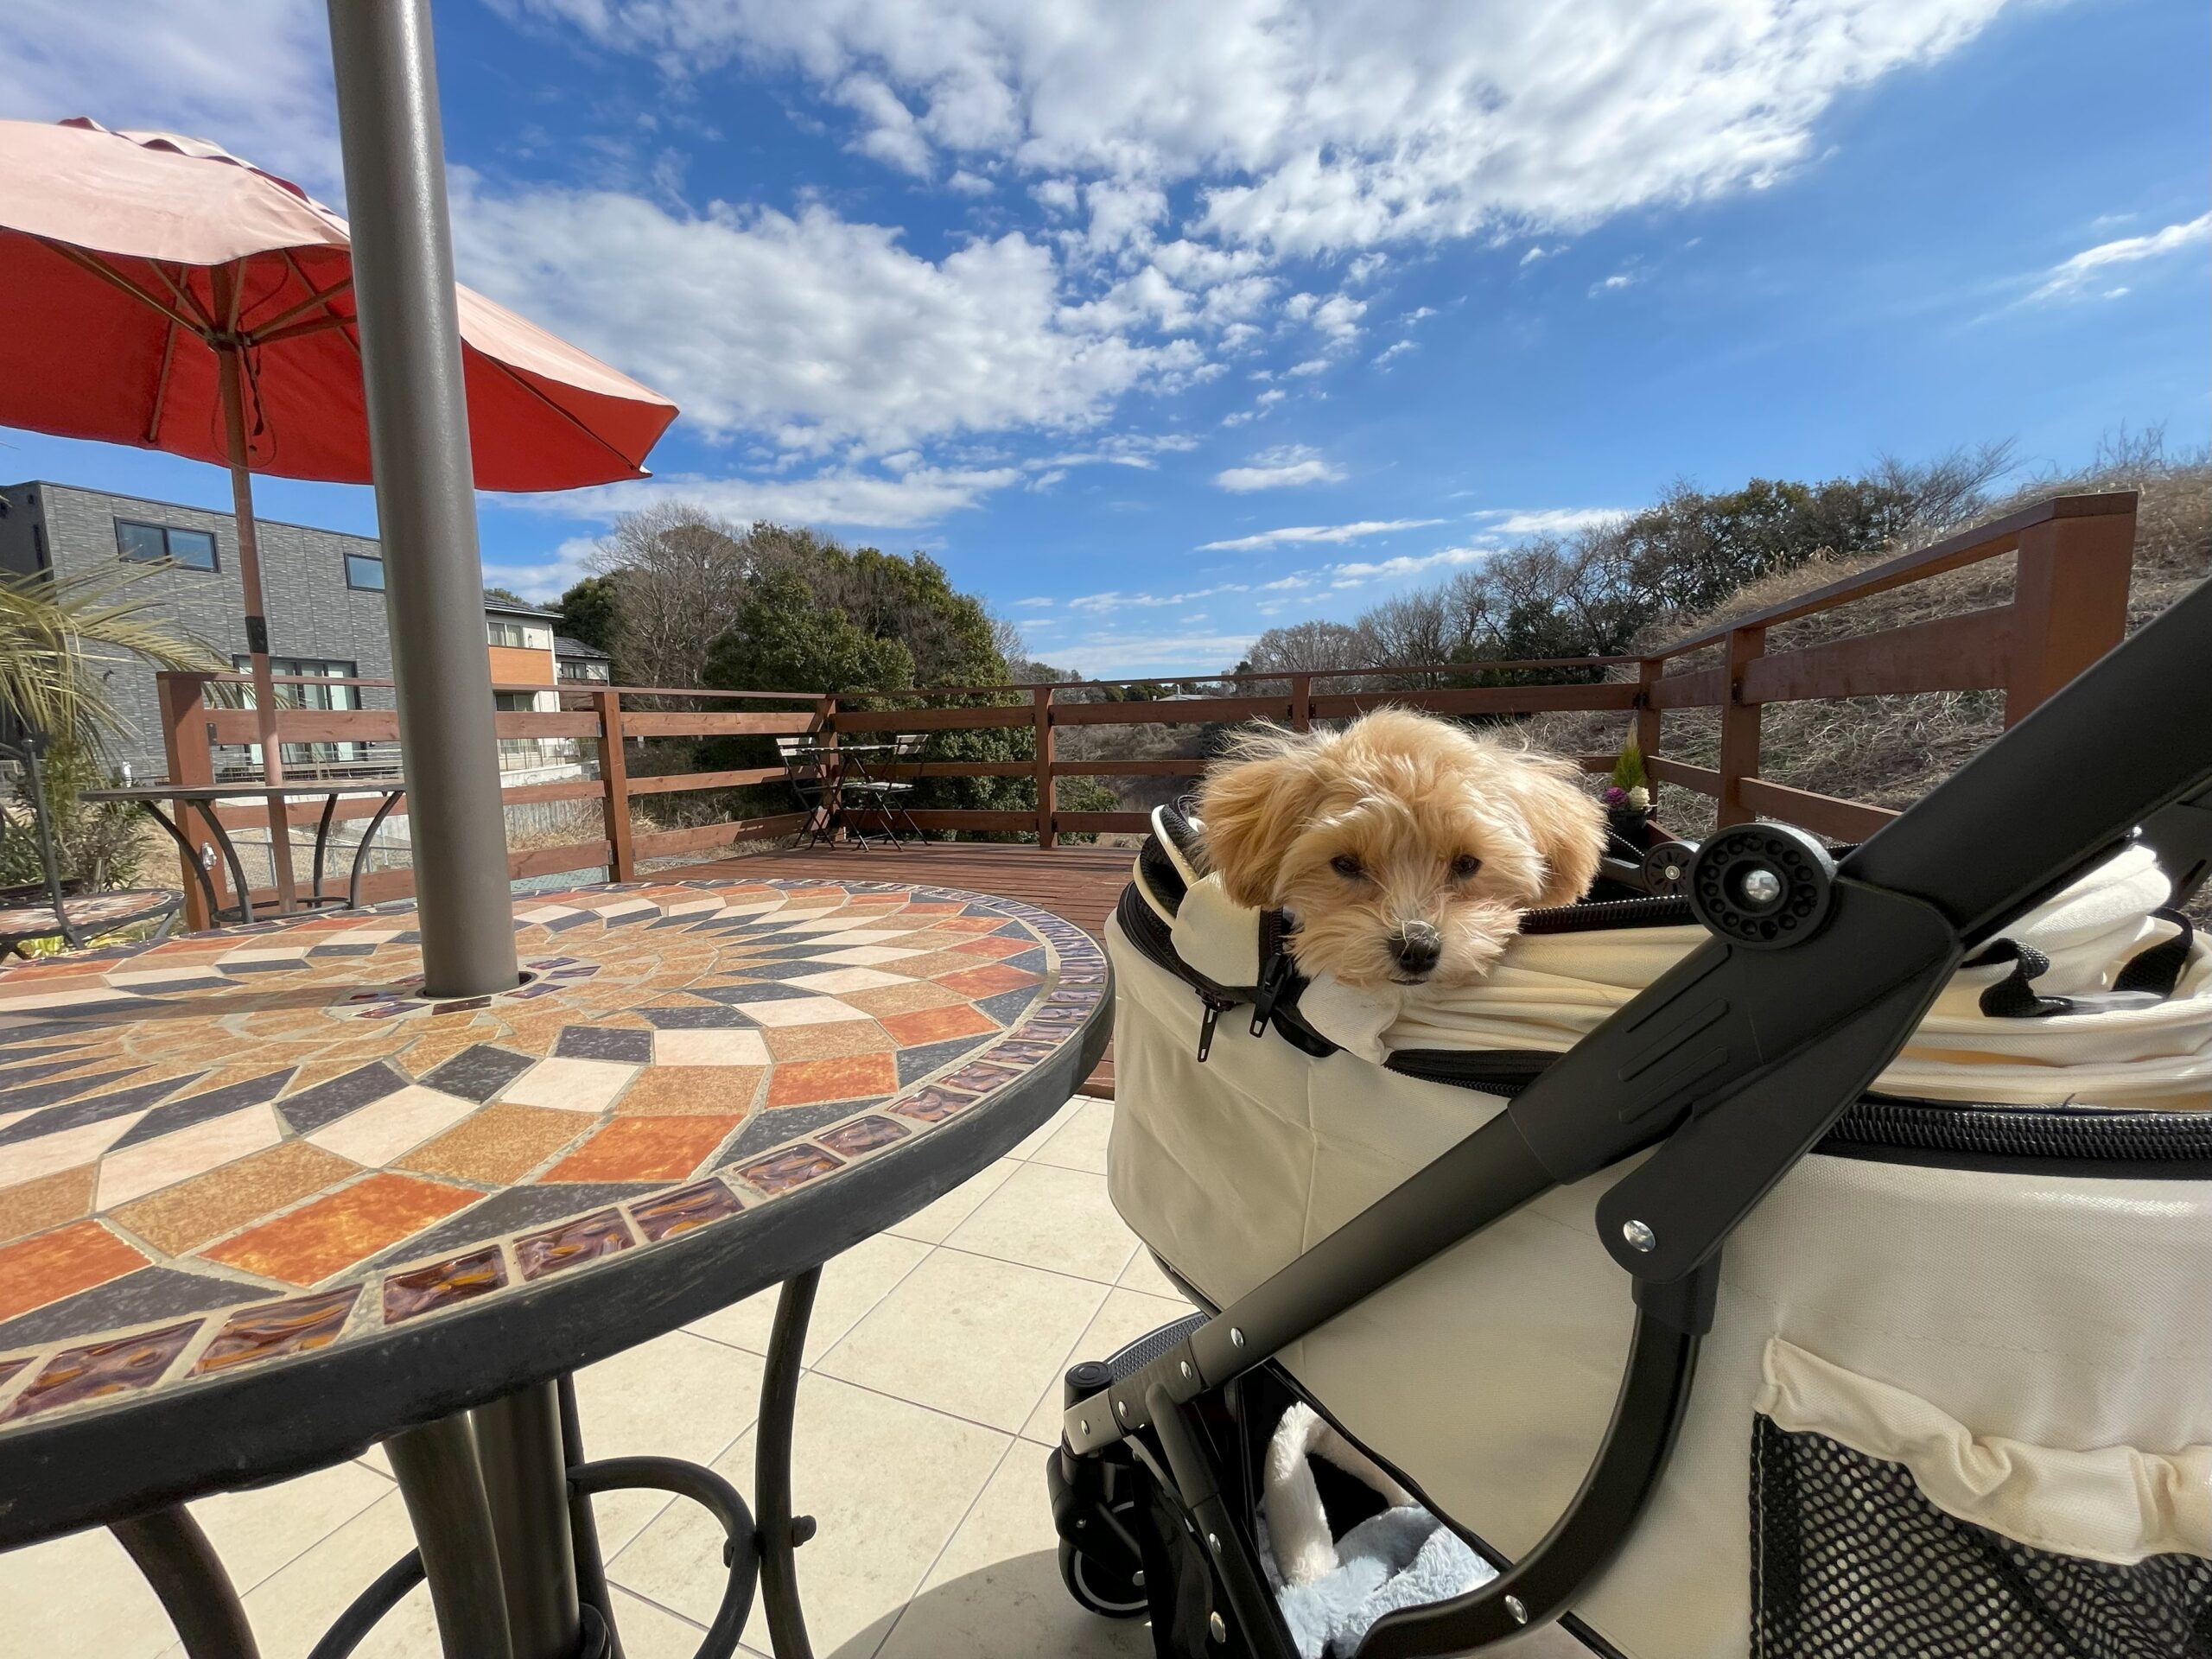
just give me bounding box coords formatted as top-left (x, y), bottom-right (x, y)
top-left (111, 1506), bottom-right (260, 1659)
top-left (474, 1381), bottom-right (585, 1659)
top-left (559, 1374), bottom-right (626, 1659)
top-left (311, 791), bottom-right (340, 906)
top-left (756, 1267), bottom-right (821, 1659)
top-left (385, 1414), bottom-right (517, 1659)
top-left (192, 802), bottom-right (260, 923)
top-left (347, 789), bottom-right (404, 908)
top-left (140, 802), bottom-right (232, 925)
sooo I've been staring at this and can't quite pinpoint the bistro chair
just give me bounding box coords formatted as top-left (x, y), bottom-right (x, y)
top-left (775, 734), bottom-right (842, 849)
top-left (842, 731), bottom-right (930, 849)
top-left (0, 738), bottom-right (181, 957)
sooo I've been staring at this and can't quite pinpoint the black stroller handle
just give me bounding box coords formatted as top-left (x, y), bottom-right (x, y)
top-left (1065, 575), bottom-right (2212, 1653)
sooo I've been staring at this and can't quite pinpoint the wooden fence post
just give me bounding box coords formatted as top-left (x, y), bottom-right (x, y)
top-left (158, 671), bottom-right (217, 931)
top-left (1033, 686), bottom-right (1057, 849)
top-left (1635, 658), bottom-right (1663, 810)
top-left (592, 688), bottom-right (636, 881)
top-left (1717, 626), bottom-right (1765, 827)
top-left (817, 695), bottom-right (842, 844)
top-left (1290, 674), bottom-right (1313, 734)
top-left (2004, 507), bottom-right (2135, 728)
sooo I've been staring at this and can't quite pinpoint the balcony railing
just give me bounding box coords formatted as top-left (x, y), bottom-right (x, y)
top-left (152, 492), bottom-right (2136, 922)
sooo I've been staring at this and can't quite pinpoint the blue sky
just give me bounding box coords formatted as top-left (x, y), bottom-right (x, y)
top-left (6, 0), bottom-right (2208, 674)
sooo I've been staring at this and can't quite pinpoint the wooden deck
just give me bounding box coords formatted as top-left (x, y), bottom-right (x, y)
top-left (664, 840), bottom-right (1132, 1095)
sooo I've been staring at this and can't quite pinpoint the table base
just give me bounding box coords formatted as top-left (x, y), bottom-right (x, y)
top-left (110, 1269), bottom-right (822, 1659)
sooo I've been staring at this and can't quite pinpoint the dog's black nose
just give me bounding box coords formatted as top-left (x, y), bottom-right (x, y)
top-left (1390, 924), bottom-right (1441, 976)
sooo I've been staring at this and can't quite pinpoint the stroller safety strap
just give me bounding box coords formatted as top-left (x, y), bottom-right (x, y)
top-left (1063, 574), bottom-right (2212, 1656)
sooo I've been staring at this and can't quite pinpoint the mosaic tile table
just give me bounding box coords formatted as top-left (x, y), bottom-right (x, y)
top-left (0, 875), bottom-right (1111, 1659)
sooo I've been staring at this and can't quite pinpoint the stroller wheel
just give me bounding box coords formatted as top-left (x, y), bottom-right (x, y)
top-left (1059, 1510), bottom-right (1148, 1618)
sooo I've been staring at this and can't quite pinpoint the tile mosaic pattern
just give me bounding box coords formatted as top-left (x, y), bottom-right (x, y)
top-left (0, 879), bottom-right (1105, 1434)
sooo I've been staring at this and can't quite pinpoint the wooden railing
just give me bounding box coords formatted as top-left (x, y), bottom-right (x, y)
top-left (829, 491), bottom-right (2139, 845)
top-left (151, 491), bottom-right (2137, 917)
top-left (155, 679), bottom-right (823, 927)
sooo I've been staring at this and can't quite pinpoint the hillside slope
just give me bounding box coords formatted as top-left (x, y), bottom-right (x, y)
top-left (1529, 460), bottom-right (2210, 838)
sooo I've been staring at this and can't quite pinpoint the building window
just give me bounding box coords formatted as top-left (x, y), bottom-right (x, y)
top-left (558, 658), bottom-right (612, 683)
top-left (486, 619), bottom-right (554, 650)
top-left (226, 657), bottom-right (368, 771)
top-left (117, 518), bottom-right (219, 571)
top-left (345, 552), bottom-right (385, 591)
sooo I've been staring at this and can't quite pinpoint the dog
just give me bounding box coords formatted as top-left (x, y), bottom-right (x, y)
top-left (1196, 708), bottom-right (1606, 990)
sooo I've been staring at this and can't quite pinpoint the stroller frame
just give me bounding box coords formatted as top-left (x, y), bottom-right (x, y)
top-left (1053, 575), bottom-right (2212, 1658)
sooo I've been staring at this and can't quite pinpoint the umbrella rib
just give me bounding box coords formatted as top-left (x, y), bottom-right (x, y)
top-left (34, 239), bottom-right (204, 335)
top-left (148, 261), bottom-right (220, 333)
top-left (247, 273), bottom-right (353, 340)
top-left (147, 316), bottom-right (179, 445)
top-left (481, 352), bottom-right (642, 474)
top-left (253, 313), bottom-right (357, 348)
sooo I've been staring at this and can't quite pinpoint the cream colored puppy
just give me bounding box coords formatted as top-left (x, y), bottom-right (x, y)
top-left (1197, 708), bottom-right (1606, 989)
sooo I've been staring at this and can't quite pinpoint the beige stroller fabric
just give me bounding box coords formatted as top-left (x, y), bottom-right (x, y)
top-left (1109, 838), bottom-right (2212, 1659)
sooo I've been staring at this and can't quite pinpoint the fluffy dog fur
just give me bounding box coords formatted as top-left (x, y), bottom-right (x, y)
top-left (1196, 708), bottom-right (1606, 990)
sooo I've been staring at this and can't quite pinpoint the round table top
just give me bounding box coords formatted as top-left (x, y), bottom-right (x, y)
top-left (0, 874), bottom-right (1108, 1541)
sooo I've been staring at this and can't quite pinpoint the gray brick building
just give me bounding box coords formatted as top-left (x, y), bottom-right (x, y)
top-left (0, 480), bottom-right (401, 778)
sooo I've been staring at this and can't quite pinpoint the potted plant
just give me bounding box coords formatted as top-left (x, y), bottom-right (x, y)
top-left (1602, 736), bottom-right (1653, 842)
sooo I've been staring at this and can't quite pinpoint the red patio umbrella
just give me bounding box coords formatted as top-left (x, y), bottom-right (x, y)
top-left (0, 117), bottom-right (675, 839)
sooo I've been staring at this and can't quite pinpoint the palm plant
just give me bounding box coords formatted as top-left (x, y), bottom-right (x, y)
top-left (0, 563), bottom-right (222, 752)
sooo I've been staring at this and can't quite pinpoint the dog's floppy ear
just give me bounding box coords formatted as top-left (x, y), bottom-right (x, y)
top-left (1197, 728), bottom-right (1327, 910)
top-left (1495, 748), bottom-right (1607, 908)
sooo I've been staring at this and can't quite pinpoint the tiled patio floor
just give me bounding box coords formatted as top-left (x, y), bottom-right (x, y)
top-left (3, 1091), bottom-right (1587, 1658)
top-left (0, 1094), bottom-right (1168, 1658)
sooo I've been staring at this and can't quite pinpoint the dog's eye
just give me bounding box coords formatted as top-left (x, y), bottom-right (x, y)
top-left (1330, 855), bottom-right (1364, 880)
top-left (1451, 854), bottom-right (1484, 880)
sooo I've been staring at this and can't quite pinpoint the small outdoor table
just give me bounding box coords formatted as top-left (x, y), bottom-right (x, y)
top-left (83, 779), bottom-right (410, 925)
top-left (0, 874), bottom-right (1110, 1659)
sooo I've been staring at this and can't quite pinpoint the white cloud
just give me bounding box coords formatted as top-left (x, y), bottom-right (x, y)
top-left (1198, 518), bottom-right (1442, 551)
top-left (1, 0), bottom-right (341, 193)
top-left (1014, 596), bottom-right (1056, 607)
top-left (1328, 544), bottom-right (1492, 585)
top-left (1051, 628), bottom-right (1260, 673)
top-left (1591, 271), bottom-right (1637, 295)
top-left (948, 168), bottom-right (996, 195)
top-left (451, 180), bottom-right (1203, 455)
top-left (1519, 246), bottom-right (1551, 265)
top-left (1471, 505), bottom-right (1631, 535)
top-left (534, 463), bottom-right (1025, 531)
top-left (1285, 357), bottom-right (1332, 377)
top-left (1346, 252), bottom-right (1389, 283)
top-left (836, 73), bottom-right (933, 176)
top-left (1067, 582), bottom-right (1251, 613)
top-left (2024, 213), bottom-right (2211, 304)
top-left (481, 534), bottom-right (601, 604)
top-left (512, 0), bottom-right (2010, 258)
top-left (1032, 176), bottom-right (1079, 214)
top-left (1213, 445), bottom-right (1344, 493)
top-left (1372, 339), bottom-right (1417, 366)
top-left (1401, 306), bottom-right (1438, 323)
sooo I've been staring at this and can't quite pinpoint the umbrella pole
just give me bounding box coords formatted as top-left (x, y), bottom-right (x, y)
top-left (215, 336), bottom-right (301, 914)
top-left (327, 0), bottom-right (522, 1003)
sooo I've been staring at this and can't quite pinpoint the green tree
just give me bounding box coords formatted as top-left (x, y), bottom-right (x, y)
top-left (554, 574), bottom-right (622, 657)
top-left (482, 585), bottom-right (531, 607)
top-left (702, 571), bottom-right (913, 695)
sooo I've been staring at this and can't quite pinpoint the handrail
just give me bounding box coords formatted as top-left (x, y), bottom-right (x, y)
top-left (148, 492), bottom-right (2142, 908)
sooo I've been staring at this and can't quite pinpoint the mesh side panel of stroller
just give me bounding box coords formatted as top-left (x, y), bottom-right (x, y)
top-left (1750, 1417), bottom-right (2212, 1659)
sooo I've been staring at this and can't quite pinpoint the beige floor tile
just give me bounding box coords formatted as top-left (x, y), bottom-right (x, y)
top-left (943, 1161), bottom-right (1140, 1285)
top-left (573, 1329), bottom-right (767, 1554)
top-left (609, 1373), bottom-right (1005, 1656)
top-left (688, 1231), bottom-right (931, 1363)
top-left (188, 1458), bottom-right (394, 1592)
top-left (607, 1587), bottom-right (713, 1659)
top-left (876, 1442), bottom-right (1153, 1659)
top-left (881, 1158), bottom-right (1017, 1245)
top-left (1020, 1287), bottom-right (1198, 1445)
top-left (815, 1249), bottom-right (1106, 1432)
top-left (1116, 1246), bottom-right (1189, 1301)
top-left (236, 1488), bottom-right (444, 1659)
top-left (1027, 1097), bottom-right (1116, 1175)
top-left (0, 1523), bottom-right (175, 1659)
top-left (1007, 1096), bottom-right (1084, 1160)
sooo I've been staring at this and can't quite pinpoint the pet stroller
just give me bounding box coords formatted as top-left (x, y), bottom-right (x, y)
top-left (1048, 578), bottom-right (2212, 1659)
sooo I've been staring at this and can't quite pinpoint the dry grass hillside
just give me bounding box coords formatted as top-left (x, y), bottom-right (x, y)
top-left (1529, 458), bottom-right (2211, 839)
